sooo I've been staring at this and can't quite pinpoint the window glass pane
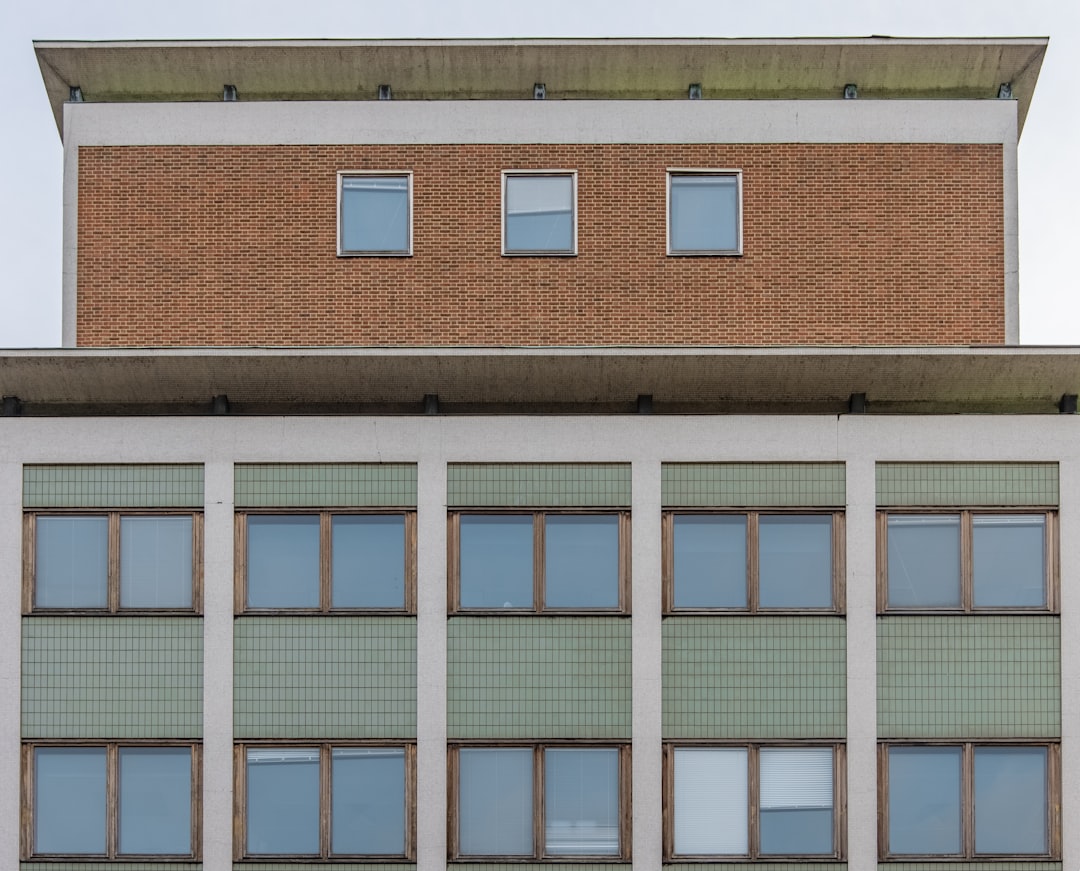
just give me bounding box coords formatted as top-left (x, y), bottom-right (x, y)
top-left (459, 515), bottom-right (533, 608)
top-left (332, 516), bottom-right (406, 608)
top-left (505, 175), bottom-right (574, 252)
top-left (673, 515), bottom-right (747, 608)
top-left (759, 747), bottom-right (833, 855)
top-left (459, 748), bottom-right (533, 856)
top-left (341, 176), bottom-right (409, 253)
top-left (35, 747), bottom-right (106, 855)
top-left (545, 515), bottom-right (620, 608)
top-left (120, 516), bottom-right (193, 608)
top-left (332, 747), bottom-right (406, 855)
top-left (974, 746), bottom-right (1048, 854)
top-left (673, 747), bottom-right (748, 855)
top-left (247, 515), bottom-right (320, 608)
top-left (887, 515), bottom-right (961, 607)
top-left (119, 747), bottom-right (191, 855)
top-left (36, 516), bottom-right (108, 608)
top-left (246, 747), bottom-right (320, 855)
top-left (973, 515), bottom-right (1046, 607)
top-left (669, 174), bottom-right (739, 252)
top-left (888, 746), bottom-right (962, 855)
top-left (545, 748), bottom-right (619, 856)
top-left (759, 516), bottom-right (833, 608)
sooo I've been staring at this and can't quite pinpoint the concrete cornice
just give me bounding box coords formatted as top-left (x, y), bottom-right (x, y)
top-left (1, 345), bottom-right (1078, 416)
top-left (34, 37), bottom-right (1047, 138)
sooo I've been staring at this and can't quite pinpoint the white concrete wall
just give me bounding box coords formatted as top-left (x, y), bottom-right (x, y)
top-left (2, 410), bottom-right (1074, 870)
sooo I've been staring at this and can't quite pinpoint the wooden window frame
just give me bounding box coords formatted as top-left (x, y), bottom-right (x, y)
top-left (23, 510), bottom-right (204, 615)
top-left (447, 742), bottom-right (631, 862)
top-left (877, 741), bottom-right (1061, 860)
top-left (21, 740), bottom-right (202, 861)
top-left (233, 741), bottom-right (416, 861)
top-left (447, 510), bottom-right (632, 614)
top-left (877, 509), bottom-right (1059, 613)
top-left (235, 510), bottom-right (417, 614)
top-left (662, 510), bottom-right (845, 614)
top-left (662, 741), bottom-right (846, 861)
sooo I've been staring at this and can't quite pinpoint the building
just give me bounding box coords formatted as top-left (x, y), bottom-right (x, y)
top-left (1, 35), bottom-right (1075, 871)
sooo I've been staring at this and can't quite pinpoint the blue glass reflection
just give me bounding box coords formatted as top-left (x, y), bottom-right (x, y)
top-left (974, 746), bottom-right (1047, 854)
top-left (888, 746), bottom-right (961, 855)
top-left (759, 515), bottom-right (832, 608)
top-left (673, 515), bottom-right (747, 608)
top-left (669, 175), bottom-right (739, 252)
top-left (332, 748), bottom-right (405, 855)
top-left (459, 515), bottom-right (533, 608)
top-left (459, 748), bottom-right (533, 855)
top-left (247, 515), bottom-right (320, 608)
top-left (246, 748), bottom-right (320, 855)
top-left (36, 516), bottom-right (108, 608)
top-left (332, 515), bottom-right (405, 608)
top-left (119, 747), bottom-right (191, 855)
top-left (120, 516), bottom-right (193, 608)
top-left (545, 515), bottom-right (619, 608)
top-left (341, 176), bottom-right (409, 253)
top-left (505, 175), bottom-right (574, 252)
top-left (35, 747), bottom-right (106, 855)
top-left (887, 515), bottom-right (961, 607)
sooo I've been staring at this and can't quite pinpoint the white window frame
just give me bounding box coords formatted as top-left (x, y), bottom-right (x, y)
top-left (666, 169), bottom-right (743, 256)
top-left (501, 170), bottom-right (578, 256)
top-left (337, 170), bottom-right (413, 257)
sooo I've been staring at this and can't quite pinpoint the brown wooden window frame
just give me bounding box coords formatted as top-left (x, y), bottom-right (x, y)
top-left (21, 741), bottom-right (202, 861)
top-left (877, 741), bottom-right (1061, 860)
top-left (234, 510), bottom-right (417, 614)
top-left (447, 510), bottom-right (632, 614)
top-left (23, 510), bottom-right (204, 615)
top-left (662, 741), bottom-right (846, 862)
top-left (233, 741), bottom-right (416, 862)
top-left (447, 742), bottom-right (631, 862)
top-left (877, 509), bottom-right (1059, 614)
top-left (662, 510), bottom-right (846, 614)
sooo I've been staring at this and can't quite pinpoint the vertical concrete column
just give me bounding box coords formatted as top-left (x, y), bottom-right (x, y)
top-left (416, 455), bottom-right (448, 871)
top-left (202, 460), bottom-right (234, 871)
top-left (845, 457), bottom-right (877, 867)
top-left (1058, 459), bottom-right (1080, 868)
top-left (631, 459), bottom-right (662, 871)
top-left (0, 460), bottom-right (22, 867)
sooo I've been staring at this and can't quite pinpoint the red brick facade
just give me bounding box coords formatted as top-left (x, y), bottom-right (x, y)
top-left (75, 143), bottom-right (1005, 347)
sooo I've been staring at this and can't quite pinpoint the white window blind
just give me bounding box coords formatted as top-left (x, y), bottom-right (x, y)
top-left (673, 748), bottom-right (748, 854)
top-left (760, 748), bottom-right (833, 809)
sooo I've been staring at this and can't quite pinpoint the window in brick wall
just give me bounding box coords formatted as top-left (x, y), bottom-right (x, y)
top-left (502, 171), bottom-right (577, 255)
top-left (338, 171), bottom-right (412, 256)
top-left (667, 170), bottom-right (742, 255)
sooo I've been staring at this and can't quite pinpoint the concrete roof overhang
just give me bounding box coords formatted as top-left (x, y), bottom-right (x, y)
top-left (1, 346), bottom-right (1078, 416)
top-left (34, 37), bottom-right (1047, 138)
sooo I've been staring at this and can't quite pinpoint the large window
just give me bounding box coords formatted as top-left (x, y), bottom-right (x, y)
top-left (449, 511), bottom-right (629, 612)
top-left (451, 745), bottom-right (628, 860)
top-left (236, 511), bottom-right (414, 612)
top-left (667, 744), bottom-right (841, 859)
top-left (667, 170), bottom-right (742, 255)
top-left (664, 512), bottom-right (842, 612)
top-left (502, 171), bottom-right (577, 255)
top-left (338, 171), bottom-right (412, 256)
top-left (238, 744), bottom-right (412, 859)
top-left (882, 743), bottom-right (1058, 858)
top-left (881, 511), bottom-right (1055, 611)
top-left (25, 511), bottom-right (201, 612)
top-left (24, 743), bottom-right (198, 859)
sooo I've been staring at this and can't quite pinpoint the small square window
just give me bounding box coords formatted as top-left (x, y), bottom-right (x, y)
top-left (882, 510), bottom-right (1054, 611)
top-left (502, 172), bottom-right (577, 255)
top-left (28, 512), bottom-right (200, 613)
top-left (451, 511), bottom-right (628, 613)
top-left (27, 743), bottom-right (197, 859)
top-left (665, 511), bottom-right (842, 612)
top-left (667, 170), bottom-right (742, 255)
top-left (238, 512), bottom-right (414, 613)
top-left (338, 172), bottom-right (412, 256)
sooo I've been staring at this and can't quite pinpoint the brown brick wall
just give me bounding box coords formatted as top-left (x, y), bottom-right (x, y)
top-left (75, 143), bottom-right (1004, 347)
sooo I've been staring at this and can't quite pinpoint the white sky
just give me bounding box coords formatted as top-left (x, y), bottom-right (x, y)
top-left (2, 0), bottom-right (1077, 348)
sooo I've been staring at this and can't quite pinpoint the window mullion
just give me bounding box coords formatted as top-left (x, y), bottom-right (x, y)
top-left (106, 744), bottom-right (118, 859)
top-left (321, 744), bottom-right (331, 858)
top-left (747, 514), bottom-right (759, 612)
top-left (108, 513), bottom-right (121, 613)
top-left (534, 513), bottom-right (545, 612)
top-left (963, 743), bottom-right (975, 857)
top-left (748, 745), bottom-right (759, 859)
top-left (234, 514), bottom-right (247, 614)
top-left (320, 513), bottom-right (332, 613)
top-left (961, 511), bottom-right (974, 611)
top-left (535, 746), bottom-right (545, 859)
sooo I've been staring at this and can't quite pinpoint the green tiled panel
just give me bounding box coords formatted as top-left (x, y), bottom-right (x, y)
top-left (24, 865), bottom-right (201, 871)
top-left (448, 617), bottom-right (631, 738)
top-left (878, 615), bottom-right (1060, 738)
top-left (447, 463), bottom-right (631, 507)
top-left (23, 464), bottom-right (203, 508)
top-left (22, 617), bottom-right (202, 738)
top-left (876, 462), bottom-right (1058, 507)
top-left (663, 616), bottom-right (846, 739)
top-left (234, 463), bottom-right (416, 507)
top-left (880, 865), bottom-right (1061, 871)
top-left (234, 616), bottom-right (416, 738)
top-left (662, 463), bottom-right (845, 507)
